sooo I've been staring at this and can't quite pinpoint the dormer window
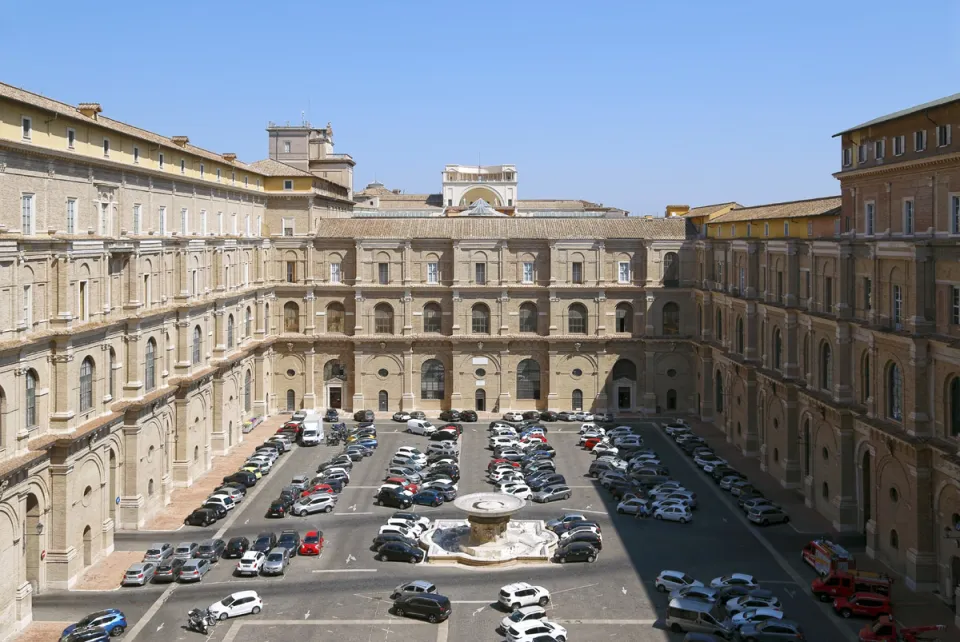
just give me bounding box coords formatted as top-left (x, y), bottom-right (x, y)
top-left (842, 147), bottom-right (852, 167)
top-left (874, 140), bottom-right (884, 160)
top-left (283, 179), bottom-right (294, 190)
top-left (938, 125), bottom-right (952, 147)
top-left (858, 144), bottom-right (867, 163)
top-left (914, 130), bottom-right (927, 152)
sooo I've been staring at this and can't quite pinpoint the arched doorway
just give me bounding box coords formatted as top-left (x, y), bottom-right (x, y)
top-left (323, 359), bottom-right (346, 409)
top-left (861, 450), bottom-right (872, 532)
top-left (611, 359), bottom-right (637, 411)
top-left (475, 389), bottom-right (486, 412)
top-left (572, 389), bottom-right (583, 411)
top-left (378, 390), bottom-right (388, 412)
top-left (108, 450), bottom-right (117, 523)
top-left (82, 525), bottom-right (92, 567)
top-left (666, 389), bottom-right (677, 411)
top-left (25, 493), bottom-right (41, 594)
top-left (286, 389), bottom-right (296, 412)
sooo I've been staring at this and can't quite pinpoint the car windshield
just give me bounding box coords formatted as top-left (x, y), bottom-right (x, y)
top-left (220, 596), bottom-right (235, 606)
top-left (305, 535), bottom-right (320, 543)
top-left (198, 545), bottom-right (213, 552)
top-left (146, 548), bottom-right (161, 556)
top-left (267, 553), bottom-right (283, 562)
top-left (508, 611), bottom-right (530, 622)
top-left (255, 538), bottom-right (270, 546)
top-left (175, 547), bottom-right (191, 554)
top-left (125, 569), bottom-right (140, 575)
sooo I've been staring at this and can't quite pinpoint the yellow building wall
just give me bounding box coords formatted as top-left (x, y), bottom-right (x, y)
top-left (708, 216), bottom-right (821, 239)
top-left (263, 176), bottom-right (314, 192)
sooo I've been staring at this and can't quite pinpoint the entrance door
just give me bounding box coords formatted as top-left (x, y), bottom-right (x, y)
top-left (572, 389), bottom-right (583, 411)
top-left (617, 387), bottom-right (631, 410)
top-left (378, 390), bottom-right (388, 412)
top-left (666, 389), bottom-right (677, 410)
top-left (475, 389), bottom-right (486, 412)
top-left (286, 389), bottom-right (296, 411)
top-left (328, 387), bottom-right (342, 409)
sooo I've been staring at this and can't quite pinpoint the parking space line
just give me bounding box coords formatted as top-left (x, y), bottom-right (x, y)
top-left (223, 619), bottom-right (419, 642)
top-left (333, 511), bottom-right (374, 515)
top-left (450, 600), bottom-right (490, 604)
top-left (553, 619), bottom-right (657, 625)
top-left (312, 568), bottom-right (378, 573)
top-left (436, 619), bottom-right (449, 642)
top-left (559, 507), bottom-right (608, 515)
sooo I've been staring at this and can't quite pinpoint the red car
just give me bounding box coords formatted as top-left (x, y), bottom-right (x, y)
top-left (521, 434), bottom-right (547, 443)
top-left (300, 483), bottom-right (335, 498)
top-left (440, 423), bottom-right (463, 435)
top-left (488, 458), bottom-right (520, 471)
top-left (584, 437), bottom-right (602, 450)
top-left (833, 593), bottom-right (892, 619)
top-left (385, 477), bottom-right (418, 493)
top-left (298, 530), bottom-right (325, 556)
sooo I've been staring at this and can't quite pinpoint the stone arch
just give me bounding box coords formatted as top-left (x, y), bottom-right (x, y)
top-left (456, 352), bottom-right (502, 372)
top-left (0, 506), bottom-right (19, 603)
top-left (460, 186), bottom-right (501, 207)
top-left (363, 352), bottom-right (404, 373)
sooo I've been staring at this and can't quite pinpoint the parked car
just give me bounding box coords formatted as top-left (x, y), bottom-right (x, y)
top-left (376, 487), bottom-right (413, 509)
top-left (554, 541), bottom-right (598, 563)
top-left (376, 541), bottom-right (425, 563)
top-left (371, 532), bottom-right (419, 551)
top-left (61, 610), bottom-right (128, 639)
top-left (277, 530), bottom-right (301, 557)
top-left (392, 411), bottom-right (412, 422)
top-left (390, 579), bottom-right (438, 600)
top-left (195, 538), bottom-right (226, 562)
top-left (184, 508), bottom-right (218, 527)
top-left (142, 543), bottom-right (173, 564)
top-left (224, 537), bottom-right (250, 559)
top-left (266, 499), bottom-right (289, 518)
top-left (122, 562), bottom-right (157, 586)
top-left (298, 530), bottom-right (324, 556)
top-left (251, 532), bottom-right (278, 553)
top-left (539, 411), bottom-right (558, 422)
top-left (261, 547), bottom-right (291, 575)
top-left (392, 593), bottom-right (451, 623)
top-left (178, 558), bottom-right (211, 582)
top-left (208, 590), bottom-right (263, 620)
top-left (460, 410), bottom-right (478, 422)
top-left (151, 557), bottom-right (186, 583)
top-left (292, 494), bottom-right (337, 516)
top-left (234, 551), bottom-right (266, 576)
top-left (222, 471), bottom-right (257, 488)
top-left (173, 542), bottom-right (199, 560)
top-left (737, 619), bottom-right (804, 640)
top-left (439, 410), bottom-right (462, 422)
top-left (655, 570), bottom-right (704, 593)
top-left (354, 409), bottom-right (375, 422)
top-left (201, 502), bottom-right (227, 520)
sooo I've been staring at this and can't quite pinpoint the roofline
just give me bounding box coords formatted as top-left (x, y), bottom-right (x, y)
top-left (713, 195), bottom-right (839, 213)
top-left (833, 92), bottom-right (960, 137)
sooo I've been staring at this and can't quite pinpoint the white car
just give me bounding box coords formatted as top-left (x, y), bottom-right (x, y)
top-left (490, 436), bottom-right (518, 449)
top-left (592, 443), bottom-right (619, 456)
top-left (322, 466), bottom-right (351, 480)
top-left (498, 480), bottom-right (528, 493)
top-left (616, 497), bottom-right (649, 515)
top-left (214, 487), bottom-right (244, 503)
top-left (502, 485), bottom-right (532, 500)
top-left (291, 493), bottom-right (337, 516)
top-left (655, 570), bottom-right (703, 593)
top-left (505, 618), bottom-right (567, 642)
top-left (491, 427), bottom-right (518, 437)
top-left (503, 412), bottom-right (524, 422)
top-left (377, 483), bottom-right (414, 496)
top-left (395, 446), bottom-right (426, 460)
top-left (650, 481), bottom-right (685, 494)
top-left (710, 573), bottom-right (758, 589)
top-left (234, 551), bottom-right (265, 576)
top-left (660, 490), bottom-right (698, 508)
top-left (731, 606), bottom-right (785, 629)
top-left (651, 498), bottom-right (694, 512)
top-left (499, 605), bottom-right (547, 634)
top-left (378, 524), bottom-right (415, 539)
top-left (205, 494), bottom-right (236, 511)
top-left (560, 525), bottom-right (601, 541)
top-left (208, 590), bottom-right (263, 620)
top-left (498, 582), bottom-right (551, 610)
top-left (391, 513), bottom-right (431, 529)
top-left (491, 468), bottom-right (524, 482)
top-left (245, 457), bottom-right (273, 473)
top-left (654, 505), bottom-right (692, 523)
top-left (578, 423), bottom-right (602, 435)
top-left (387, 518), bottom-right (425, 535)
top-left (421, 479), bottom-right (457, 492)
top-left (726, 594), bottom-right (782, 615)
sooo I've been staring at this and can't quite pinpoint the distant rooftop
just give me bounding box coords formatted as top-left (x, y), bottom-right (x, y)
top-left (710, 196), bottom-right (840, 223)
top-left (834, 92), bottom-right (960, 137)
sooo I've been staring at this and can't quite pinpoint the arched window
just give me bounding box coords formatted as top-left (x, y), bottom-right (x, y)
top-left (471, 303), bottom-right (490, 334)
top-left (862, 354), bottom-right (871, 403)
top-left (378, 390), bottom-right (389, 411)
top-left (423, 302), bottom-right (442, 333)
top-left (715, 370), bottom-right (724, 413)
top-left (374, 303), bottom-right (394, 334)
top-left (326, 302), bottom-right (345, 333)
top-left (79, 356), bottom-right (94, 412)
top-left (227, 314), bottom-right (235, 347)
top-left (244, 369), bottom-right (252, 412)
top-left (323, 359), bottom-right (345, 381)
top-left (888, 362), bottom-right (903, 421)
top-left (568, 303), bottom-right (588, 334)
top-left (662, 251), bottom-right (679, 287)
top-left (773, 329), bottom-right (783, 370)
top-left (950, 377), bottom-right (960, 437)
top-left (245, 306), bottom-right (252, 337)
top-left (25, 370), bottom-right (37, 428)
top-left (662, 302), bottom-right (680, 335)
top-left (519, 302), bottom-right (538, 333)
top-left (286, 389), bottom-right (296, 411)
top-left (615, 302), bottom-right (633, 333)
top-left (697, 304), bottom-right (703, 337)
top-left (517, 359), bottom-right (541, 399)
top-left (108, 348), bottom-right (116, 398)
top-left (572, 389), bottom-right (583, 411)
top-left (193, 325), bottom-right (203, 364)
top-left (821, 343), bottom-right (832, 391)
top-left (421, 359), bottom-right (445, 400)
top-left (736, 317), bottom-right (744, 354)
top-left (283, 302), bottom-right (299, 333)
top-left (264, 303), bottom-right (270, 335)
top-left (145, 338), bottom-right (156, 391)
top-left (612, 358), bottom-right (637, 381)
top-left (715, 309), bottom-right (723, 341)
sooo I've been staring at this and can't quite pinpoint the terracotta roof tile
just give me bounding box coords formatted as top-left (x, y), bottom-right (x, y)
top-left (709, 196), bottom-right (841, 223)
top-left (247, 158), bottom-right (314, 177)
top-left (682, 202), bottom-right (742, 218)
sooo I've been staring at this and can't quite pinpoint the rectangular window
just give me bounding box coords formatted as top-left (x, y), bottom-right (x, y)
top-left (67, 127), bottom-right (76, 149)
top-left (893, 285), bottom-right (903, 327)
top-left (777, 271), bottom-right (783, 301)
top-left (858, 144), bottom-right (867, 163)
top-left (286, 261), bottom-right (297, 283)
top-left (133, 146), bottom-right (139, 163)
top-left (378, 263), bottom-right (389, 285)
top-left (938, 125), bottom-right (952, 147)
top-left (143, 275), bottom-right (151, 308)
top-left (572, 262), bottom-right (583, 284)
top-left (953, 286), bottom-right (960, 325)
top-left (199, 163), bottom-right (205, 178)
top-left (21, 116), bottom-right (32, 139)
top-left (764, 223), bottom-right (770, 237)
top-left (21, 194), bottom-right (34, 235)
top-left (738, 267), bottom-right (745, 293)
top-left (78, 280), bottom-right (88, 321)
top-left (231, 213), bottom-right (238, 235)
top-left (191, 270), bottom-right (198, 297)
top-left (245, 214), bottom-right (250, 237)
top-left (100, 202), bottom-right (110, 235)
top-left (951, 195), bottom-right (960, 234)
top-left (842, 147), bottom-right (852, 167)
top-left (616, 261), bottom-right (629, 283)
top-left (180, 208), bottom-right (188, 234)
top-left (731, 224), bottom-right (737, 237)
top-left (158, 151), bottom-right (164, 169)
top-left (283, 140), bottom-right (291, 153)
top-left (746, 223), bottom-right (752, 237)
top-left (256, 179), bottom-right (261, 189)
top-left (216, 168), bottom-right (221, 182)
top-left (282, 218), bottom-right (294, 236)
top-left (180, 159), bottom-right (186, 174)
top-left (903, 199), bottom-right (914, 235)
top-left (893, 135), bottom-right (904, 156)
top-left (22, 284), bottom-right (32, 327)
top-left (244, 176), bottom-right (248, 187)
top-left (330, 262), bottom-right (342, 284)
top-left (915, 130), bottom-right (927, 152)
top-left (825, 276), bottom-right (833, 312)
top-left (283, 179), bottom-right (294, 190)
top-left (158, 206), bottom-right (167, 235)
top-left (807, 222), bottom-right (813, 237)
top-left (66, 198), bottom-right (76, 234)
top-left (476, 262), bottom-right (487, 285)
top-left (523, 261), bottom-right (535, 284)
top-left (784, 221), bottom-right (790, 236)
top-left (865, 202), bottom-right (875, 235)
top-left (805, 271), bottom-right (811, 300)
top-left (427, 262), bottom-right (439, 284)
top-left (864, 277), bottom-right (872, 311)
top-left (217, 211), bottom-right (223, 234)
top-left (873, 139), bottom-right (884, 160)
top-left (133, 204), bottom-right (141, 234)
top-left (103, 138), bottom-right (110, 156)
top-left (200, 210), bottom-right (207, 235)
top-left (256, 215), bottom-right (261, 236)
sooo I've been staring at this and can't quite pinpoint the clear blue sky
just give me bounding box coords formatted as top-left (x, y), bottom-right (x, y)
top-left (3, 0), bottom-right (957, 215)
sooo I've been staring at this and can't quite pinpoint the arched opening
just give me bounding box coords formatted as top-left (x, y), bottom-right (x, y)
top-left (244, 369), bottom-right (252, 412)
top-left (471, 303), bottom-right (490, 334)
top-left (773, 329), bottom-right (782, 370)
top-left (519, 302), bottom-right (538, 333)
top-left (283, 302), bottom-right (299, 333)
top-left (821, 343), bottom-right (832, 391)
top-left (374, 303), bottom-right (394, 334)
top-left (612, 359), bottom-right (637, 411)
top-left (517, 359), bottom-right (541, 400)
top-left (459, 186), bottom-right (502, 207)
top-left (715, 370), bottom-right (724, 414)
top-left (861, 450), bottom-right (872, 530)
top-left (572, 389), bottom-right (583, 411)
top-left (324, 359), bottom-right (345, 381)
top-left (887, 362), bottom-right (903, 421)
top-left (144, 339), bottom-right (156, 391)
top-left (421, 359), bottom-right (445, 400)
top-left (662, 252), bottom-right (679, 287)
top-left (615, 303), bottom-right (633, 333)
top-left (193, 326), bottom-right (203, 364)
top-left (662, 302), bottom-right (680, 335)
top-left (82, 525), bottom-right (92, 567)
top-left (108, 348), bottom-right (116, 398)
top-left (736, 317), bottom-right (744, 354)
top-left (245, 306), bottom-right (252, 337)
top-left (79, 356), bottom-right (95, 412)
top-left (567, 303), bottom-right (588, 334)
top-left (227, 313), bottom-right (235, 347)
top-left (667, 389), bottom-right (677, 410)
top-left (475, 388), bottom-right (486, 412)
top-left (286, 389), bottom-right (296, 411)
top-left (378, 390), bottom-right (388, 412)
top-left (423, 302), bottom-right (442, 333)
top-left (25, 493), bottom-right (41, 593)
top-left (326, 302), bottom-right (345, 334)
top-left (715, 309), bottom-right (723, 340)
top-left (950, 377), bottom-right (960, 436)
top-left (108, 450), bottom-right (117, 521)
top-left (264, 302), bottom-right (270, 335)
top-left (25, 369), bottom-right (38, 429)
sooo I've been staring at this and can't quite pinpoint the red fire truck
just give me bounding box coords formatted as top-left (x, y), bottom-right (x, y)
top-left (858, 616), bottom-right (946, 641)
top-left (801, 538), bottom-right (855, 576)
top-left (812, 569), bottom-right (893, 601)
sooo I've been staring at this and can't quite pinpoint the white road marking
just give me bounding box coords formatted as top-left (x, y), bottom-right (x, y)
top-left (552, 619), bottom-right (657, 625)
top-left (304, 610), bottom-right (310, 619)
top-left (450, 600), bottom-right (491, 604)
top-left (621, 587), bottom-right (627, 594)
top-left (436, 619), bottom-right (449, 642)
top-left (348, 504), bottom-right (357, 511)
top-left (312, 568), bottom-right (378, 573)
top-left (333, 511), bottom-right (374, 515)
top-left (552, 582), bottom-right (599, 595)
top-left (471, 606), bottom-right (486, 616)
top-left (156, 623), bottom-right (163, 632)
top-left (784, 587), bottom-right (797, 599)
top-left (346, 553), bottom-right (356, 564)
top-left (559, 507), bottom-right (608, 515)
top-left (244, 519), bottom-right (249, 524)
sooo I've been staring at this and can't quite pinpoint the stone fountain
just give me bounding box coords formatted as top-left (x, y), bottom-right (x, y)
top-left (420, 492), bottom-right (558, 566)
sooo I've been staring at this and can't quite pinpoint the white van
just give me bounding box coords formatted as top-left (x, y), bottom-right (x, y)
top-left (300, 426), bottom-right (321, 446)
top-left (406, 419), bottom-right (437, 436)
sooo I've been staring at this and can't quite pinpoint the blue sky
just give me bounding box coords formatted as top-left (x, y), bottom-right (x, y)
top-left (3, 1), bottom-right (957, 215)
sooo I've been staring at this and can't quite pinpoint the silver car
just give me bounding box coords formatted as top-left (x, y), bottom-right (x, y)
top-left (142, 543), bottom-right (173, 563)
top-left (173, 542), bottom-right (199, 560)
top-left (262, 547), bottom-right (290, 575)
top-left (178, 558), bottom-right (211, 582)
top-left (532, 484), bottom-right (571, 503)
top-left (122, 562), bottom-right (157, 586)
top-left (292, 493), bottom-right (337, 516)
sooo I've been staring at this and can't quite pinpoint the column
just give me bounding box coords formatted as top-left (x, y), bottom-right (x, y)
top-left (305, 245), bottom-right (315, 284)
top-left (743, 372), bottom-right (759, 454)
top-left (833, 421), bottom-right (859, 532)
top-left (175, 249), bottom-right (188, 300)
top-left (905, 462), bottom-right (938, 590)
top-left (548, 293), bottom-right (559, 334)
top-left (304, 291), bottom-right (316, 335)
top-left (402, 241), bottom-right (412, 286)
top-left (547, 349), bottom-right (560, 407)
top-left (254, 296), bottom-right (266, 340)
top-left (354, 292), bottom-right (364, 334)
top-left (700, 353), bottom-right (714, 421)
top-left (253, 353), bottom-right (267, 417)
top-left (45, 462), bottom-right (79, 589)
top-left (53, 253), bottom-right (73, 324)
top-left (122, 326), bottom-right (142, 398)
top-left (450, 349), bottom-right (462, 409)
top-left (498, 349), bottom-right (511, 412)
top-left (352, 348), bottom-right (365, 410)
top-left (402, 292), bottom-right (413, 336)
top-left (213, 308), bottom-right (225, 357)
top-left (644, 294), bottom-right (655, 335)
top-left (910, 245), bottom-right (934, 333)
top-left (451, 241), bottom-right (461, 285)
top-left (175, 320), bottom-right (190, 372)
top-left (48, 345), bottom-right (74, 433)
top-left (595, 293), bottom-right (606, 336)
top-left (595, 242), bottom-right (605, 287)
top-left (744, 301), bottom-right (759, 361)
top-left (213, 249), bottom-right (224, 291)
top-left (303, 347), bottom-right (317, 410)
top-left (835, 324), bottom-right (853, 403)
top-left (451, 292), bottom-right (463, 333)
top-left (119, 421), bottom-right (145, 529)
top-left (836, 244), bottom-right (854, 320)
top-left (784, 242), bottom-right (800, 307)
top-left (595, 349), bottom-right (609, 413)
top-left (498, 242), bottom-right (506, 286)
top-left (548, 243), bottom-right (558, 284)
top-left (497, 292), bottom-right (509, 334)
top-left (642, 349), bottom-right (657, 414)
top-left (781, 391), bottom-right (802, 488)
top-left (783, 311), bottom-right (799, 379)
top-left (402, 348), bottom-right (415, 409)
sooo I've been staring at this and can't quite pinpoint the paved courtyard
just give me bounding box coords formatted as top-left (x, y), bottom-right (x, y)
top-left (29, 416), bottom-right (958, 641)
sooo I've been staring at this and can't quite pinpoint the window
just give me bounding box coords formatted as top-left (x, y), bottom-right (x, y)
top-left (326, 303), bottom-right (345, 333)
top-left (25, 370), bottom-right (37, 428)
top-left (572, 262), bottom-right (583, 284)
top-left (951, 195), bottom-right (960, 234)
top-left (475, 263), bottom-right (486, 285)
top-left (950, 377), bottom-right (960, 436)
top-left (736, 317), bottom-right (744, 353)
top-left (180, 208), bottom-right (188, 234)
top-left (217, 211), bottom-right (223, 234)
top-left (842, 148), bottom-right (852, 167)
top-left (227, 314), bottom-right (236, 347)
top-left (893, 135), bottom-right (904, 156)
top-left (662, 302), bottom-right (680, 335)
top-left (953, 286), bottom-right (960, 325)
top-left (865, 202), bottom-right (875, 235)
top-left (807, 222), bottom-right (813, 237)
top-left (858, 144), bottom-right (867, 163)
top-left (199, 163), bottom-right (205, 178)
top-left (108, 349), bottom-right (116, 397)
top-left (773, 329), bottom-right (782, 370)
top-left (374, 303), bottom-right (394, 334)
top-left (131, 204), bottom-right (141, 234)
top-left (517, 359), bottom-right (541, 399)
top-left (158, 206), bottom-right (167, 235)
top-left (523, 262), bottom-right (535, 284)
top-left (79, 357), bottom-right (94, 412)
top-left (423, 302), bottom-right (442, 333)
top-left (158, 151), bottom-right (164, 168)
top-left (256, 215), bottom-right (261, 236)
top-left (738, 267), bottom-right (745, 293)
top-left (764, 222), bottom-right (770, 237)
top-left (777, 271), bottom-right (784, 301)
top-left (903, 199), bottom-right (914, 235)
top-left (193, 326), bottom-right (202, 364)
top-left (78, 280), bottom-right (88, 321)
top-left (806, 271), bottom-right (811, 300)
top-left (245, 215), bottom-right (250, 237)
top-left (283, 303), bottom-right (299, 333)
top-left (245, 307), bottom-right (252, 337)
top-left (283, 179), bottom-right (294, 191)
top-left (231, 171), bottom-right (236, 184)
top-left (938, 125), bottom-right (952, 147)
top-left (874, 140), bottom-right (884, 160)
top-left (102, 138), bottom-right (110, 157)
top-left (21, 194), bottom-right (34, 235)
top-left (618, 261), bottom-right (630, 283)
top-left (132, 146), bottom-right (140, 164)
top-left (378, 263), bottom-right (389, 285)
top-left (283, 141), bottom-right (291, 153)
top-left (283, 218), bottom-right (294, 236)
top-left (892, 285), bottom-right (903, 328)
top-left (67, 127), bottom-right (76, 148)
top-left (421, 360), bottom-right (445, 400)
top-left (731, 224), bottom-right (736, 237)
top-left (98, 202), bottom-right (110, 235)
top-left (864, 277), bottom-right (873, 311)
top-left (244, 369), bottom-right (252, 412)
top-left (180, 159), bottom-right (186, 174)
top-left (216, 168), bottom-right (221, 182)
top-left (145, 339), bottom-right (156, 391)
top-left (616, 302), bottom-right (633, 333)
top-left (65, 198), bottom-right (77, 234)
top-left (746, 223), bottom-right (752, 237)
top-left (888, 362), bottom-right (903, 421)
top-left (471, 304), bottom-right (490, 334)
top-left (200, 210), bottom-right (207, 235)
top-left (330, 262), bottom-right (342, 283)
top-left (286, 261), bottom-right (297, 283)
top-left (784, 221), bottom-right (790, 236)
top-left (862, 355), bottom-right (871, 403)
top-left (715, 309), bottom-right (723, 340)
top-left (21, 116), bottom-right (32, 139)
top-left (825, 276), bottom-right (833, 312)
top-left (231, 214), bottom-right (238, 235)
top-left (821, 343), bottom-right (833, 391)
top-left (519, 302), bottom-right (538, 333)
top-left (427, 262), bottom-right (439, 284)
top-left (22, 284), bottom-right (32, 327)
top-left (568, 303), bottom-right (588, 334)
top-left (143, 274), bottom-right (151, 307)
top-left (914, 130), bottom-right (927, 152)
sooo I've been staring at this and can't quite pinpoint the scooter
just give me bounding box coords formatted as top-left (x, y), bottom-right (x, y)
top-left (187, 608), bottom-right (217, 634)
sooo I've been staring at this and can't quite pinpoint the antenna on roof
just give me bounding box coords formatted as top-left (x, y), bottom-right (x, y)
top-left (301, 110), bottom-right (305, 126)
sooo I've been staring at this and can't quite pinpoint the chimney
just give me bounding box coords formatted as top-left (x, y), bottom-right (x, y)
top-left (77, 103), bottom-right (102, 119)
top-left (171, 136), bottom-right (190, 147)
top-left (222, 153), bottom-right (237, 162)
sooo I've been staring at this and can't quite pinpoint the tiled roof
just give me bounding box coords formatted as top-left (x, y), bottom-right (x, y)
top-left (316, 216), bottom-right (687, 240)
top-left (519, 199), bottom-right (606, 210)
top-left (247, 158), bottom-right (314, 177)
top-left (710, 196), bottom-right (841, 223)
top-left (682, 202), bottom-right (742, 218)
top-left (834, 92), bottom-right (960, 137)
top-left (0, 81), bottom-right (259, 171)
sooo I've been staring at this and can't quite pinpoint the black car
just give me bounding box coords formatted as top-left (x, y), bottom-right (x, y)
top-left (324, 409), bottom-right (339, 422)
top-left (376, 541), bottom-right (425, 563)
top-left (439, 410), bottom-right (461, 422)
top-left (152, 557), bottom-right (186, 582)
top-left (343, 449), bottom-right (365, 462)
top-left (432, 428), bottom-right (459, 441)
top-left (376, 487), bottom-right (413, 509)
top-left (184, 508), bottom-right (217, 527)
top-left (278, 530), bottom-right (301, 557)
top-left (561, 530), bottom-right (603, 550)
top-left (710, 466), bottom-right (744, 482)
top-left (427, 453), bottom-right (458, 466)
top-left (392, 593), bottom-right (451, 623)
top-left (252, 532), bottom-right (278, 553)
top-left (224, 537), bottom-right (250, 559)
top-left (522, 410), bottom-right (541, 421)
top-left (554, 541), bottom-right (598, 563)
top-left (526, 443), bottom-right (556, 456)
top-left (319, 477), bottom-right (345, 493)
top-left (428, 465), bottom-right (460, 482)
top-left (371, 532), bottom-right (419, 551)
top-left (195, 538), bottom-right (226, 562)
top-left (528, 474), bottom-right (566, 491)
top-left (202, 503), bottom-right (228, 520)
top-left (278, 490), bottom-right (298, 507)
top-left (459, 410), bottom-right (478, 422)
top-left (266, 500), bottom-right (288, 518)
top-left (353, 409), bottom-right (375, 422)
top-left (680, 438), bottom-right (708, 453)
top-left (222, 471), bottom-right (257, 488)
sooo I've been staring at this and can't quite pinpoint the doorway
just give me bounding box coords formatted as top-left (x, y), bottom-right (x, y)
top-left (572, 389), bottom-right (583, 411)
top-left (82, 525), bottom-right (92, 566)
top-left (475, 389), bottom-right (486, 412)
top-left (328, 387), bottom-right (342, 409)
top-left (952, 556), bottom-right (960, 602)
top-left (666, 389), bottom-right (677, 410)
top-left (25, 493), bottom-right (41, 594)
top-left (286, 389), bottom-right (295, 411)
top-left (861, 450), bottom-right (872, 531)
top-left (378, 390), bottom-right (388, 412)
top-left (617, 387), bottom-right (631, 410)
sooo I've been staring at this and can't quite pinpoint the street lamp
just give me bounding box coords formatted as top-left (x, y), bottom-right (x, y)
top-left (35, 522), bottom-right (43, 536)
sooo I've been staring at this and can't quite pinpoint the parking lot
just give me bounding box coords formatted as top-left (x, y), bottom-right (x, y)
top-left (35, 414), bottom-right (881, 641)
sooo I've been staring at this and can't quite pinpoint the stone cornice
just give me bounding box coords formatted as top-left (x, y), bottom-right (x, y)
top-left (832, 150), bottom-right (960, 181)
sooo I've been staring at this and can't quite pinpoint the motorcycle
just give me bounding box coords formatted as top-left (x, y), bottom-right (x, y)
top-left (187, 608), bottom-right (217, 634)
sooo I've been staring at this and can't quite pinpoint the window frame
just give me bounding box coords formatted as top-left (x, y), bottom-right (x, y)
top-left (572, 261), bottom-right (583, 284)
top-left (618, 261), bottom-right (630, 284)
top-left (283, 179), bottom-right (294, 191)
top-left (475, 262), bottom-right (487, 285)
top-left (330, 262), bottom-right (342, 284)
top-left (874, 139), bottom-right (884, 160)
top-left (471, 304), bottom-right (490, 334)
top-left (67, 127), bottom-right (76, 149)
top-left (902, 198), bottom-right (914, 235)
top-left (422, 303), bottom-right (442, 333)
top-left (864, 201), bottom-right (875, 235)
top-left (858, 144), bottom-right (867, 163)
top-left (893, 135), bottom-right (904, 156)
top-left (842, 147), bottom-right (852, 167)
top-left (427, 261), bottom-right (439, 284)
top-left (66, 198), bottom-right (77, 234)
top-left (937, 124), bottom-right (952, 148)
top-left (21, 116), bottom-right (32, 140)
top-left (914, 130), bottom-right (927, 152)
top-left (952, 286), bottom-right (960, 326)
top-left (21, 193), bottom-right (34, 235)
top-left (133, 146), bottom-right (140, 163)
top-left (522, 261), bottom-right (535, 284)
